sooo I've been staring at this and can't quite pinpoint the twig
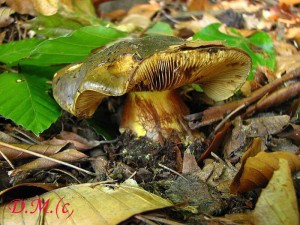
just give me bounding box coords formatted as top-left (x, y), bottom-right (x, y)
top-left (13, 127), bottom-right (40, 144)
top-left (209, 103), bottom-right (247, 139)
top-left (0, 151), bottom-right (15, 169)
top-left (158, 163), bottom-right (187, 181)
top-left (135, 215), bottom-right (158, 225)
top-left (186, 68), bottom-right (300, 129)
top-left (128, 171), bottom-right (137, 180)
top-left (140, 214), bottom-right (186, 225)
top-left (211, 152), bottom-right (234, 171)
top-left (0, 141), bottom-right (96, 176)
top-left (50, 168), bottom-right (82, 184)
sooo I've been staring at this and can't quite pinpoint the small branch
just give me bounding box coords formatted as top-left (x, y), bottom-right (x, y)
top-left (0, 151), bottom-right (15, 169)
top-left (158, 163), bottom-right (187, 181)
top-left (186, 68), bottom-right (300, 129)
top-left (0, 141), bottom-right (96, 176)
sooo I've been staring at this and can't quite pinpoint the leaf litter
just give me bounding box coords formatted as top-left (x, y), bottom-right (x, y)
top-left (0, 0), bottom-right (299, 224)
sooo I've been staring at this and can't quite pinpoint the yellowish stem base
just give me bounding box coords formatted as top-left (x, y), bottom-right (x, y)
top-left (120, 90), bottom-right (192, 142)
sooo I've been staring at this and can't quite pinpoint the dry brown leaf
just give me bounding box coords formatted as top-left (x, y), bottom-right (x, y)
top-left (276, 54), bottom-right (300, 76)
top-left (6, 0), bottom-right (96, 18)
top-left (0, 180), bottom-right (172, 225)
top-left (0, 131), bottom-right (20, 144)
top-left (15, 149), bottom-right (88, 171)
top-left (32, 0), bottom-right (58, 16)
top-left (278, 124), bottom-right (300, 144)
top-left (127, 3), bottom-right (159, 18)
top-left (120, 14), bottom-right (150, 29)
top-left (5, 0), bottom-right (36, 15)
top-left (279, 0), bottom-right (300, 5)
top-left (44, 131), bottom-right (100, 150)
top-left (231, 151), bottom-right (300, 193)
top-left (0, 7), bottom-right (15, 28)
top-left (230, 137), bottom-right (263, 194)
top-left (182, 148), bottom-right (199, 174)
top-left (252, 159), bottom-right (299, 225)
top-left (0, 143), bottom-right (66, 160)
top-left (187, 0), bottom-right (210, 11)
top-left (175, 15), bottom-right (221, 40)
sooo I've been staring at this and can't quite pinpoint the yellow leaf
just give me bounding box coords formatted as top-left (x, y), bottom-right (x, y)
top-left (252, 159), bottom-right (299, 225)
top-left (0, 180), bottom-right (172, 225)
top-left (231, 151), bottom-right (300, 193)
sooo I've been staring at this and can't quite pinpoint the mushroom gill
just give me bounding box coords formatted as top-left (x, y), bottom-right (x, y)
top-left (130, 47), bottom-right (250, 101)
top-left (52, 35), bottom-right (251, 142)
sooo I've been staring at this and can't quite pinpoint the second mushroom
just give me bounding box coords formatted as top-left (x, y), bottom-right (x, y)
top-left (53, 35), bottom-right (251, 141)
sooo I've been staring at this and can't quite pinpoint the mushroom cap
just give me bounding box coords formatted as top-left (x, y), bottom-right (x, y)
top-left (53, 35), bottom-right (251, 117)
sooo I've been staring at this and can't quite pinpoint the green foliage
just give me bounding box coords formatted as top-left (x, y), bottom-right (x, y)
top-left (29, 0), bottom-right (106, 38)
top-left (0, 38), bottom-right (43, 65)
top-left (0, 72), bottom-right (61, 135)
top-left (30, 14), bottom-right (85, 38)
top-left (146, 22), bottom-right (174, 36)
top-left (194, 23), bottom-right (275, 79)
top-left (20, 26), bottom-right (128, 66)
top-left (0, 26), bottom-right (127, 135)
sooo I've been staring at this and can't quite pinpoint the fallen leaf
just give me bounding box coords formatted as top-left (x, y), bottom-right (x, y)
top-left (32, 0), bottom-right (60, 16)
top-left (0, 143), bottom-right (66, 160)
top-left (277, 124), bottom-right (300, 144)
top-left (0, 7), bottom-right (15, 28)
top-left (44, 131), bottom-right (101, 150)
top-left (0, 180), bottom-right (172, 225)
top-left (182, 148), bottom-right (200, 174)
top-left (15, 149), bottom-right (88, 171)
top-left (230, 137), bottom-right (263, 194)
top-left (252, 159), bottom-right (299, 225)
top-left (195, 158), bottom-right (236, 193)
top-left (279, 0), bottom-right (300, 6)
top-left (5, 0), bottom-right (36, 15)
top-left (231, 151), bottom-right (300, 193)
top-left (187, 0), bottom-right (210, 11)
top-left (224, 115), bottom-right (290, 160)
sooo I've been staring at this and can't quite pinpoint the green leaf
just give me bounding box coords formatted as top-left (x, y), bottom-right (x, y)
top-left (191, 84), bottom-right (203, 92)
top-left (20, 26), bottom-right (128, 66)
top-left (194, 23), bottom-right (275, 80)
top-left (0, 38), bottom-right (44, 65)
top-left (30, 14), bottom-right (85, 38)
top-left (0, 72), bottom-right (61, 135)
top-left (146, 22), bottom-right (174, 36)
top-left (29, 0), bottom-right (106, 38)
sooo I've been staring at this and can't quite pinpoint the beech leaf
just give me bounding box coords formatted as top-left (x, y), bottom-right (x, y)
top-left (0, 180), bottom-right (172, 225)
top-left (231, 151), bottom-right (300, 193)
top-left (252, 159), bottom-right (299, 225)
top-left (194, 23), bottom-right (275, 79)
top-left (0, 72), bottom-right (61, 135)
top-left (20, 26), bottom-right (128, 66)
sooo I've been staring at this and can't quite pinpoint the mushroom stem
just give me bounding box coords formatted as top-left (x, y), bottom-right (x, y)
top-left (120, 90), bottom-right (192, 141)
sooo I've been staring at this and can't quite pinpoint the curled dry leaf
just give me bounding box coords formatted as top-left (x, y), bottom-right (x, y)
top-left (6, 0), bottom-right (96, 17)
top-left (5, 0), bottom-right (36, 16)
top-left (15, 149), bottom-right (88, 171)
top-left (0, 143), bottom-right (66, 160)
top-left (0, 180), bottom-right (172, 225)
top-left (252, 159), bottom-right (299, 225)
top-left (44, 131), bottom-right (101, 150)
top-left (279, 0), bottom-right (300, 5)
top-left (230, 151), bottom-right (300, 193)
top-left (0, 7), bottom-right (15, 28)
top-left (182, 148), bottom-right (200, 174)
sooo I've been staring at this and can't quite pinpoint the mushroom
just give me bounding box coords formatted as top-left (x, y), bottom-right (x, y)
top-left (53, 35), bottom-right (251, 141)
